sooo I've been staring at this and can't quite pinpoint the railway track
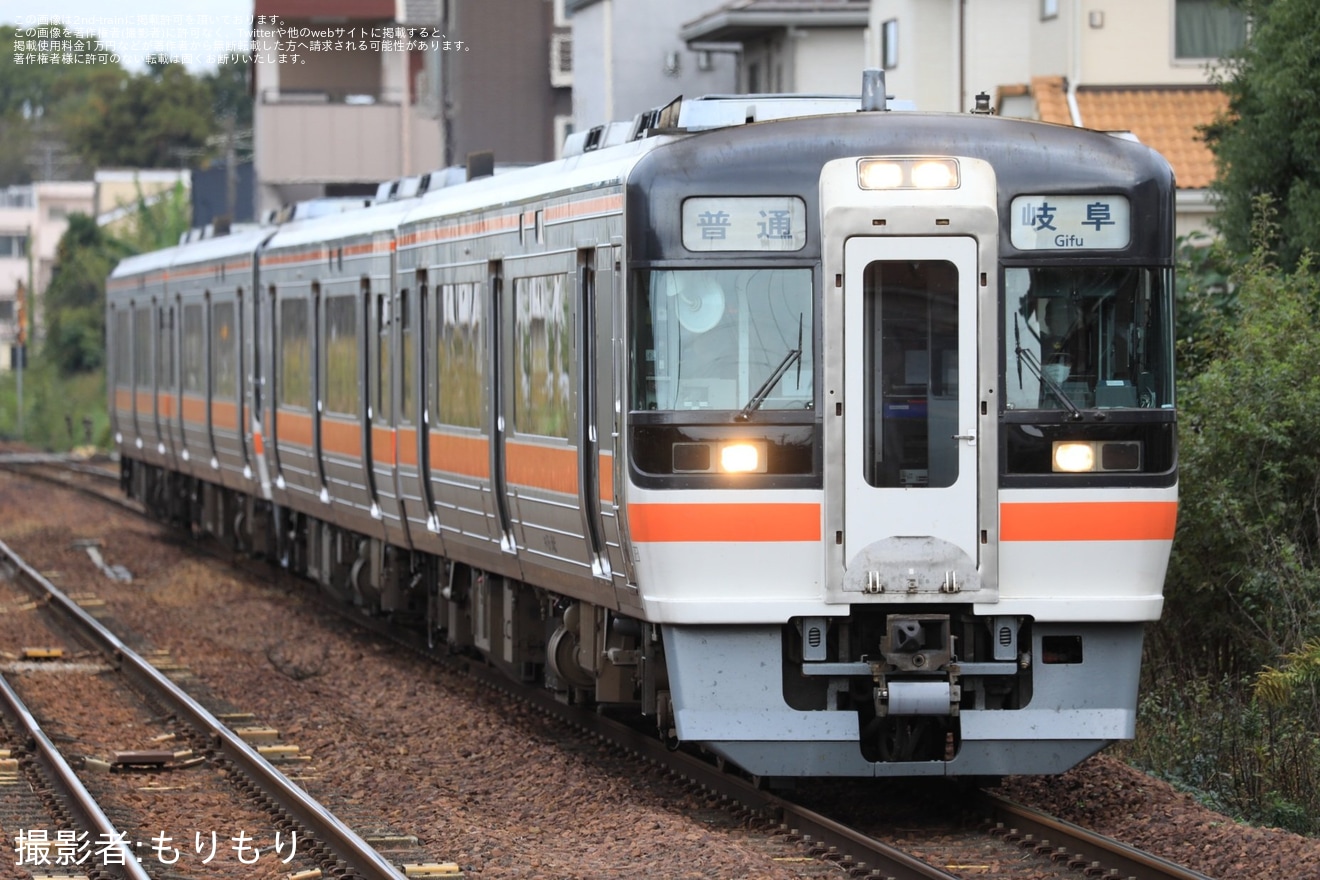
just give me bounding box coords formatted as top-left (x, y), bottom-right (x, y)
top-left (0, 456), bottom-right (1221, 880)
top-left (0, 534), bottom-right (457, 880)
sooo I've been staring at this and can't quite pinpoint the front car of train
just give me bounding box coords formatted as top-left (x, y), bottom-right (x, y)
top-left (624, 83), bottom-right (1177, 777)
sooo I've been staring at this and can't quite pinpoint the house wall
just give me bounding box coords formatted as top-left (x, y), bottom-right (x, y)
top-left (791, 28), bottom-right (868, 95)
top-left (873, 0), bottom-right (1222, 114)
top-left (570, 0), bottom-right (736, 129)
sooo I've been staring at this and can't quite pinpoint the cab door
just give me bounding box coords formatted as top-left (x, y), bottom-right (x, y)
top-left (839, 236), bottom-right (983, 598)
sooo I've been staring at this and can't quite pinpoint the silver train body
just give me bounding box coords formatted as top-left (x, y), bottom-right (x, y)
top-left (108, 88), bottom-right (1178, 778)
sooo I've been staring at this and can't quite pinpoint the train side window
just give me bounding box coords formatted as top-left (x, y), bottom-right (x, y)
top-left (114, 307), bottom-right (132, 390)
top-left (211, 299), bottom-right (237, 399)
top-left (513, 272), bottom-right (572, 438)
top-left (279, 295), bottom-right (311, 408)
top-left (324, 293), bottom-right (358, 416)
top-left (182, 303), bottom-right (204, 394)
top-left (133, 303), bottom-right (153, 389)
top-left (437, 278), bottom-right (484, 428)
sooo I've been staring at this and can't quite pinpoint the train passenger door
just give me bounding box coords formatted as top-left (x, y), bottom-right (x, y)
top-left (167, 297), bottom-right (185, 467)
top-left (155, 299), bottom-right (177, 462)
top-left (311, 282), bottom-right (328, 500)
top-left (839, 237), bottom-right (982, 596)
top-left (578, 247), bottom-right (611, 583)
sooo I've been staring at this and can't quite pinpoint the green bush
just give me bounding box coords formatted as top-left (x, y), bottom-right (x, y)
top-left (0, 361), bottom-right (108, 450)
top-left (1125, 671), bottom-right (1320, 835)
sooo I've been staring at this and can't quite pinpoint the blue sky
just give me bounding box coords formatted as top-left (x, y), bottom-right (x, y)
top-left (5, 0), bottom-right (254, 71)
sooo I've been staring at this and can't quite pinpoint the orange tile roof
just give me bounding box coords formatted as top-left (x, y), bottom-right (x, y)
top-left (1007, 76), bottom-right (1227, 190)
top-left (1078, 86), bottom-right (1227, 189)
top-left (1030, 75), bottom-right (1072, 126)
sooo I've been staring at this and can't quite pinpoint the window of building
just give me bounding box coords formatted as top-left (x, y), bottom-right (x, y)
top-left (1175, 0), bottom-right (1247, 59)
top-left (1041, 0), bottom-right (1059, 20)
top-left (0, 235), bottom-right (27, 257)
top-left (881, 19), bottom-right (899, 69)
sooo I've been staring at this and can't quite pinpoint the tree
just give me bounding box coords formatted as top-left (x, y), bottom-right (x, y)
top-left (0, 24), bottom-right (117, 184)
top-left (42, 214), bottom-right (131, 375)
top-left (1207, 0), bottom-right (1320, 270)
top-left (202, 56), bottom-right (254, 133)
top-left (1160, 204), bottom-right (1320, 677)
top-left (60, 62), bottom-right (216, 169)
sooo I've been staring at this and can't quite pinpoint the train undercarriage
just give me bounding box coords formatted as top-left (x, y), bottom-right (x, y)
top-left (125, 456), bottom-right (1143, 779)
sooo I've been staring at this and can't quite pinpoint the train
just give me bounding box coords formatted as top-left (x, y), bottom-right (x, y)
top-left (107, 72), bottom-right (1177, 779)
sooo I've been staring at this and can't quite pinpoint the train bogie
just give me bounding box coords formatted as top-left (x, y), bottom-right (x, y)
top-left (108, 75), bottom-right (1176, 778)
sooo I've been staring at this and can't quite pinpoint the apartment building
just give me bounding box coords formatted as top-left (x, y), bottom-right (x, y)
top-left (870, 0), bottom-right (1246, 237)
top-left (252, 0), bottom-right (569, 214)
top-left (0, 181), bottom-right (96, 369)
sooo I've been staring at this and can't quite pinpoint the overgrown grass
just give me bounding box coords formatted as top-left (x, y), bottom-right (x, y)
top-left (1118, 669), bottom-right (1320, 835)
top-left (0, 363), bottom-right (109, 450)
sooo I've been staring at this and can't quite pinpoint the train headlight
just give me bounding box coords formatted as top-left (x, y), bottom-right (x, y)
top-left (858, 158), bottom-right (960, 190)
top-left (1052, 440), bottom-right (1143, 473)
top-left (858, 161), bottom-right (905, 189)
top-left (719, 441), bottom-right (767, 474)
top-left (911, 160), bottom-right (959, 189)
top-left (1052, 442), bottom-right (1096, 473)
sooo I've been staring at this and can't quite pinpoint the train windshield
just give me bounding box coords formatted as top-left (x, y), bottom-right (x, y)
top-left (633, 268), bottom-right (815, 414)
top-left (1003, 266), bottom-right (1174, 411)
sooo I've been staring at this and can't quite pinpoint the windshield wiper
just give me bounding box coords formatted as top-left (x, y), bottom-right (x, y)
top-left (737, 315), bottom-right (803, 421)
top-left (1014, 315), bottom-right (1083, 421)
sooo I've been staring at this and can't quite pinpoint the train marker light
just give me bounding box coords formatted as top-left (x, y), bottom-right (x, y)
top-left (858, 158), bottom-right (960, 190)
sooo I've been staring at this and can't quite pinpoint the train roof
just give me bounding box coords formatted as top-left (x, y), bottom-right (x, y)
top-left (397, 134), bottom-right (669, 231)
top-left (107, 75), bottom-right (1175, 283)
top-left (264, 192), bottom-right (420, 252)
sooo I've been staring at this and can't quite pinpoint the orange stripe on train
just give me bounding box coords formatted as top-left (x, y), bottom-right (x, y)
top-left (627, 503), bottom-right (822, 543)
top-left (999, 501), bottom-right (1178, 542)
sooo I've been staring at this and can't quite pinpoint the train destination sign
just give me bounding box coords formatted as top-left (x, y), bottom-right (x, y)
top-left (681, 196), bottom-right (807, 252)
top-left (1009, 194), bottom-right (1130, 250)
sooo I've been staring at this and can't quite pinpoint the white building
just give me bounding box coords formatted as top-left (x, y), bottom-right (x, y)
top-left (869, 0), bottom-right (1246, 238)
top-left (0, 181), bottom-right (96, 369)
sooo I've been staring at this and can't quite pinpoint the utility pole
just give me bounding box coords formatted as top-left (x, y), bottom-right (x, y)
top-left (14, 277), bottom-right (25, 440)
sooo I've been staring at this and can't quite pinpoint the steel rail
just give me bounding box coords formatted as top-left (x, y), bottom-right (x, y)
top-left (976, 792), bottom-right (1218, 880)
top-left (0, 672), bottom-right (153, 880)
top-left (0, 536), bottom-right (407, 880)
